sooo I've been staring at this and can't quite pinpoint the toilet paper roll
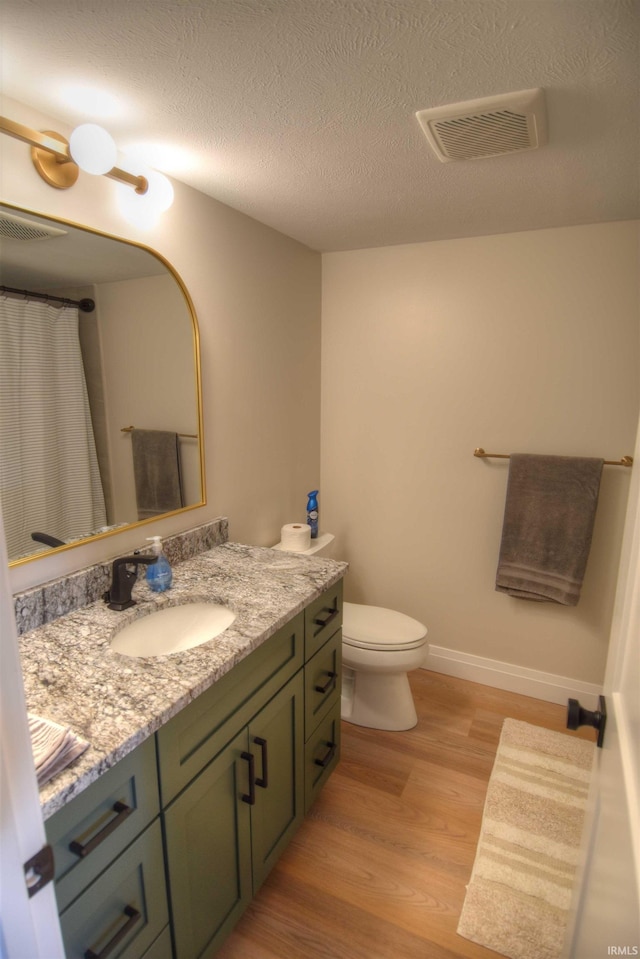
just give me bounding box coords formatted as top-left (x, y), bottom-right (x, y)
top-left (280, 523), bottom-right (311, 552)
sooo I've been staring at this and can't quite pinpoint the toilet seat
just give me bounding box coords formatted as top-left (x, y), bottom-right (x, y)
top-left (342, 602), bottom-right (427, 651)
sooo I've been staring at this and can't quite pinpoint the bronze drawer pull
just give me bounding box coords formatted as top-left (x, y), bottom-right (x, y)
top-left (69, 801), bottom-right (133, 858)
top-left (314, 741), bottom-right (337, 768)
top-left (313, 606), bottom-right (339, 629)
top-left (314, 671), bottom-right (337, 695)
top-left (84, 904), bottom-right (141, 959)
top-left (253, 737), bottom-right (269, 788)
top-left (241, 751), bottom-right (256, 805)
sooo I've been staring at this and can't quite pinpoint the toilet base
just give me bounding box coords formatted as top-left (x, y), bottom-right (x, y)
top-left (341, 667), bottom-right (418, 731)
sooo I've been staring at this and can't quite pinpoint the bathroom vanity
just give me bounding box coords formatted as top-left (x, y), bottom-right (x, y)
top-left (17, 535), bottom-right (346, 959)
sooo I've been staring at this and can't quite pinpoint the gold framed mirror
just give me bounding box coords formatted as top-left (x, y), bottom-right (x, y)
top-left (0, 202), bottom-right (205, 566)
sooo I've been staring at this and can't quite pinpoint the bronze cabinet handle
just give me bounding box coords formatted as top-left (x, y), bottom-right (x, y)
top-left (253, 737), bottom-right (269, 788)
top-left (241, 751), bottom-right (256, 805)
top-left (314, 671), bottom-right (337, 695)
top-left (84, 904), bottom-right (141, 959)
top-left (313, 606), bottom-right (339, 629)
top-left (314, 741), bottom-right (337, 768)
top-left (69, 801), bottom-right (133, 858)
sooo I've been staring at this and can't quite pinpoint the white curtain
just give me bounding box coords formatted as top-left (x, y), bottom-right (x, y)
top-left (0, 296), bottom-right (106, 560)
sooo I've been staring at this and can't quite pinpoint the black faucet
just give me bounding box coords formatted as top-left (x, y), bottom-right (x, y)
top-left (104, 555), bottom-right (157, 611)
top-left (31, 531), bottom-right (65, 548)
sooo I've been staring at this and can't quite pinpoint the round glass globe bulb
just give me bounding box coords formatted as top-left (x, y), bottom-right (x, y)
top-left (69, 124), bottom-right (117, 175)
top-left (144, 170), bottom-right (174, 212)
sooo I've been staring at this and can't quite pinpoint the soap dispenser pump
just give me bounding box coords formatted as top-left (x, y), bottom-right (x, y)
top-left (145, 536), bottom-right (172, 592)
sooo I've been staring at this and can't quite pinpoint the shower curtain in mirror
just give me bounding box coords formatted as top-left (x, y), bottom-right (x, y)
top-left (0, 296), bottom-right (106, 560)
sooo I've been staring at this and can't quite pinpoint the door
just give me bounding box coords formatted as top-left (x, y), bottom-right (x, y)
top-left (564, 420), bottom-right (640, 956)
top-left (0, 513), bottom-right (65, 959)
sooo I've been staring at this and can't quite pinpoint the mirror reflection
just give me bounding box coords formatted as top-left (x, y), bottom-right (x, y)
top-left (0, 204), bottom-right (205, 565)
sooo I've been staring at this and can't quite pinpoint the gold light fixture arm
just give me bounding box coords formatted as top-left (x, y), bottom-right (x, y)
top-left (0, 115), bottom-right (148, 194)
top-left (0, 116), bottom-right (72, 159)
top-left (105, 167), bottom-right (148, 194)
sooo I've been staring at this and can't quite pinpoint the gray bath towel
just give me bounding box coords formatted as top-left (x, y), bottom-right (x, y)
top-left (495, 454), bottom-right (604, 606)
top-left (131, 429), bottom-right (184, 520)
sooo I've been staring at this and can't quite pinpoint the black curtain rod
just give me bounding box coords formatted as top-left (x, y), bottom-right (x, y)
top-left (0, 285), bottom-right (95, 313)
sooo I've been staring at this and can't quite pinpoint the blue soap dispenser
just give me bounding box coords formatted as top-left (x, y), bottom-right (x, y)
top-left (306, 490), bottom-right (319, 539)
top-left (145, 536), bottom-right (173, 592)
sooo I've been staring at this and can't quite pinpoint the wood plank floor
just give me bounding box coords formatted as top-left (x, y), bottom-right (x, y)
top-left (216, 669), bottom-right (595, 959)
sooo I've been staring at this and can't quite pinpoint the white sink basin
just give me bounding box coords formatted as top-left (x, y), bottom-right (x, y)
top-left (111, 602), bottom-right (236, 658)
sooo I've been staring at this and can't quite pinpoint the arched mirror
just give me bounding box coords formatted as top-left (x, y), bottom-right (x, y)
top-left (0, 202), bottom-right (205, 566)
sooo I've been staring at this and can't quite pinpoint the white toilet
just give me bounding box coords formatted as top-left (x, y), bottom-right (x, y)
top-left (273, 532), bottom-right (428, 731)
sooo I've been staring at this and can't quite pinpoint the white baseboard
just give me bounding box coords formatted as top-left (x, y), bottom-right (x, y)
top-left (423, 644), bottom-right (602, 708)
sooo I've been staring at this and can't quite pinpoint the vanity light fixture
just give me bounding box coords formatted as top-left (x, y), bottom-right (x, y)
top-left (0, 115), bottom-right (174, 222)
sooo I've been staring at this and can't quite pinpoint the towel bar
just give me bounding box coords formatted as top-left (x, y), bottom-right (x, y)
top-left (121, 425), bottom-right (198, 439)
top-left (473, 448), bottom-right (633, 467)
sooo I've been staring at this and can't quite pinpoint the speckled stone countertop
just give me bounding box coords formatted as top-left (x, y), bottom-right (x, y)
top-left (19, 542), bottom-right (347, 820)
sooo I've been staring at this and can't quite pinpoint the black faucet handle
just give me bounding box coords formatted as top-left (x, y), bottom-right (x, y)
top-left (105, 555), bottom-right (157, 611)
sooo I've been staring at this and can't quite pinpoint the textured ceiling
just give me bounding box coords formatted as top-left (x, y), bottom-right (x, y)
top-left (1, 0), bottom-right (638, 251)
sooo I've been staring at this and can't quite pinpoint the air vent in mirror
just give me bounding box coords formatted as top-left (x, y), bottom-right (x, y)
top-left (0, 211), bottom-right (67, 240)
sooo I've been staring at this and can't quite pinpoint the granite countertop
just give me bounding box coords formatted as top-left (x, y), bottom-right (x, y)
top-left (19, 542), bottom-right (347, 820)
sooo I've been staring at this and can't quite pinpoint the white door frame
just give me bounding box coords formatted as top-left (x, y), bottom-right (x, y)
top-left (564, 410), bottom-right (640, 956)
top-left (0, 511), bottom-right (64, 959)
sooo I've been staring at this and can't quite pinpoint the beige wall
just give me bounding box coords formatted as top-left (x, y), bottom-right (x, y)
top-left (321, 223), bottom-right (639, 684)
top-left (4, 99), bottom-right (321, 592)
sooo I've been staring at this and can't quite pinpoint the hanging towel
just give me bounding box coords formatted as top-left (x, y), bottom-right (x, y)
top-left (495, 454), bottom-right (604, 606)
top-left (131, 429), bottom-right (184, 520)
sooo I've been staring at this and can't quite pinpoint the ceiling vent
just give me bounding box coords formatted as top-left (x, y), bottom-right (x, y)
top-left (416, 88), bottom-right (547, 163)
top-left (0, 211), bottom-right (67, 241)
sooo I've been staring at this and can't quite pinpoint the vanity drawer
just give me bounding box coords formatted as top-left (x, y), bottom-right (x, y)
top-left (304, 701), bottom-right (341, 812)
top-left (157, 612), bottom-right (303, 804)
top-left (58, 818), bottom-right (168, 959)
top-left (304, 628), bottom-right (341, 739)
top-left (304, 581), bottom-right (343, 660)
top-left (45, 736), bottom-right (160, 913)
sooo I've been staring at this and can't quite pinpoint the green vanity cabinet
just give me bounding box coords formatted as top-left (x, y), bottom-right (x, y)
top-left (44, 579), bottom-right (343, 959)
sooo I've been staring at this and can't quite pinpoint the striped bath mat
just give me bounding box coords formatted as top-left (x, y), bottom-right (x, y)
top-left (457, 718), bottom-right (595, 959)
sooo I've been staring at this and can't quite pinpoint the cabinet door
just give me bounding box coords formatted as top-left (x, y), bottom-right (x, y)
top-left (248, 671), bottom-right (305, 892)
top-left (163, 728), bottom-right (252, 959)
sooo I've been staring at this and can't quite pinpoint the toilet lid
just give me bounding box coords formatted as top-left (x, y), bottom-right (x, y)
top-left (342, 602), bottom-right (427, 651)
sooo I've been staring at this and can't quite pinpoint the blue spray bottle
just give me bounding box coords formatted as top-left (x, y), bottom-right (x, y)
top-left (306, 490), bottom-right (319, 539)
